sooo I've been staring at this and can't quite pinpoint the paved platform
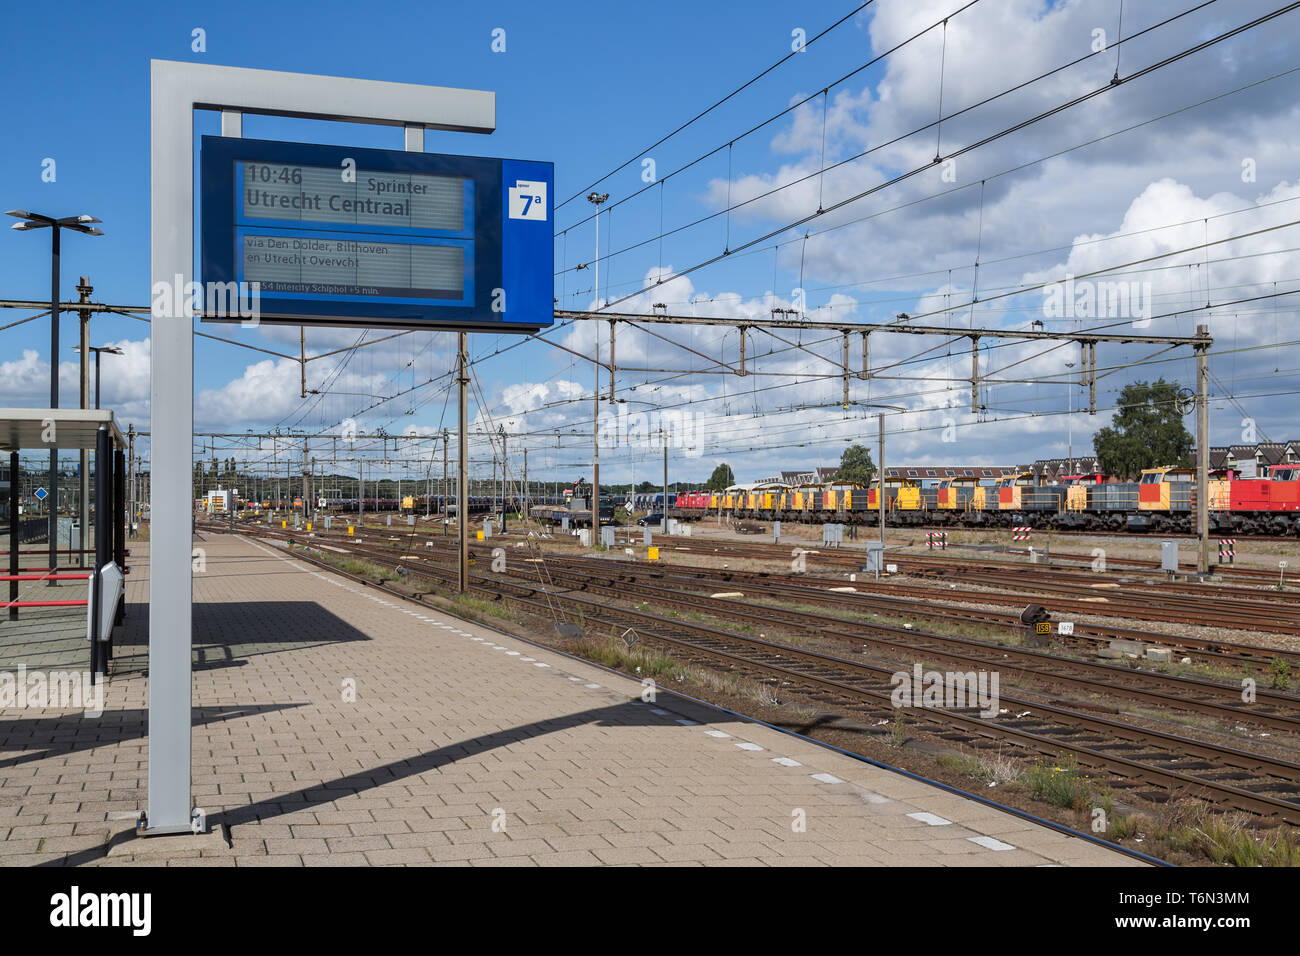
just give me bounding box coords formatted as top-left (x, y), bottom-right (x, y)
top-left (0, 533), bottom-right (1143, 866)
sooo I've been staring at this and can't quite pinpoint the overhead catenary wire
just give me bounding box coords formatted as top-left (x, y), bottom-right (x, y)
top-left (554, 0), bottom-right (1221, 268)
top-left (587, 3), bottom-right (1296, 314)
top-left (555, 0), bottom-right (881, 212)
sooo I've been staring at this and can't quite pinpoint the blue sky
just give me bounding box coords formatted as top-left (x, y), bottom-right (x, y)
top-left (3, 0), bottom-right (1299, 486)
top-left (1, 0), bottom-right (868, 317)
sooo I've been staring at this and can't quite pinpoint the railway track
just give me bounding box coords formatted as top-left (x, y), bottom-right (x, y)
top-left (214, 520), bottom-right (1300, 824)
top-left (623, 537), bottom-right (1300, 635)
top-left (536, 555), bottom-right (1300, 672)
top-left (235, 518), bottom-right (1300, 668)
top-left (325, 537), bottom-right (1300, 734)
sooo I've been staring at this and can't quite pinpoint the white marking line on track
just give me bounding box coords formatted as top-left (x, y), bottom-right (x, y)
top-left (704, 730), bottom-right (731, 738)
top-left (675, 719), bottom-right (698, 726)
top-left (650, 708), bottom-right (668, 716)
top-left (907, 812), bottom-right (952, 826)
top-left (585, 683), bottom-right (601, 689)
top-left (810, 773), bottom-right (844, 785)
top-left (968, 836), bottom-right (1016, 851)
top-left (735, 742), bottom-right (763, 751)
top-left (771, 757), bottom-right (802, 767)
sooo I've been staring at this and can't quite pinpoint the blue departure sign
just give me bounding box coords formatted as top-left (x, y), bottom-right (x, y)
top-left (200, 137), bottom-right (553, 332)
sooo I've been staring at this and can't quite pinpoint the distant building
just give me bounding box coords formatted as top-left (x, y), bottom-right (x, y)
top-left (1026, 440), bottom-right (1300, 480)
top-left (1021, 457), bottom-right (1102, 483)
top-left (759, 464), bottom-right (1018, 485)
top-left (1197, 440), bottom-right (1300, 478)
top-left (886, 465), bottom-right (1017, 484)
top-left (752, 441), bottom-right (1300, 487)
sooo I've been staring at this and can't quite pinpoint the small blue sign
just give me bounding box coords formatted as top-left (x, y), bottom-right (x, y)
top-left (34, 487), bottom-right (48, 501)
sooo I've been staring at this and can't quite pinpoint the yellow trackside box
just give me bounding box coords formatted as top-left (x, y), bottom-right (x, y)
top-left (648, 546), bottom-right (659, 561)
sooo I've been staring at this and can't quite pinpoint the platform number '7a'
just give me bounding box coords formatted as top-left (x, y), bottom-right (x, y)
top-left (509, 180), bottom-right (548, 221)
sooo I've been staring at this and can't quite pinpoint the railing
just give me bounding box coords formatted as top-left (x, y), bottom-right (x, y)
top-left (17, 516), bottom-right (47, 544)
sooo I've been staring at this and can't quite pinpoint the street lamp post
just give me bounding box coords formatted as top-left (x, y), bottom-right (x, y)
top-left (74, 345), bottom-right (124, 410)
top-left (7, 209), bottom-right (103, 581)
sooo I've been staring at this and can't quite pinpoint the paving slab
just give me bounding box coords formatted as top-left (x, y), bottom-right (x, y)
top-left (0, 532), bottom-right (1144, 867)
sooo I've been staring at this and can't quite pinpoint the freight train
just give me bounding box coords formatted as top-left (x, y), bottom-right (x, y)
top-left (669, 465), bottom-right (1300, 536)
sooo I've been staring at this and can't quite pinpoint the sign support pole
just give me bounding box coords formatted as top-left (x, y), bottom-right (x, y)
top-left (148, 59), bottom-right (493, 835)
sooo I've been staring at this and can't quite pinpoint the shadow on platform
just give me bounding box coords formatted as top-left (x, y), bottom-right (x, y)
top-left (111, 599), bottom-right (374, 673)
top-left (0, 702), bottom-right (305, 773)
top-left (43, 699), bottom-right (674, 867)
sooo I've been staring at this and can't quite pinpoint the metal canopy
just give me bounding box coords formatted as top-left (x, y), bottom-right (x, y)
top-left (0, 407), bottom-right (126, 451)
